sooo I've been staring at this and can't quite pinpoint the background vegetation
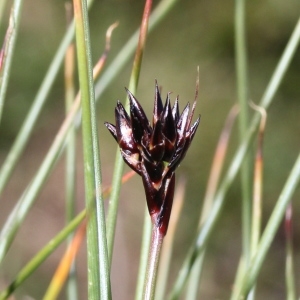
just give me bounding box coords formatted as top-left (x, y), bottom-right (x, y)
top-left (0, 0), bottom-right (299, 299)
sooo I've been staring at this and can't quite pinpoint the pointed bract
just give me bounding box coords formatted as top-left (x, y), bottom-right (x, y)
top-left (104, 122), bottom-right (117, 141)
top-left (172, 97), bottom-right (180, 123)
top-left (153, 80), bottom-right (163, 126)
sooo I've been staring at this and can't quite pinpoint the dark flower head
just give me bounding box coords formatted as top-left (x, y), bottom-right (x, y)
top-left (105, 81), bottom-right (200, 235)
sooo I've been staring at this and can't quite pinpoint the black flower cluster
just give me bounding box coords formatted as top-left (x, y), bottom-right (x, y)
top-left (105, 81), bottom-right (200, 235)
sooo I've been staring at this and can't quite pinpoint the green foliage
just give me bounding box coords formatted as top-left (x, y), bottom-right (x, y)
top-left (0, 1), bottom-right (299, 299)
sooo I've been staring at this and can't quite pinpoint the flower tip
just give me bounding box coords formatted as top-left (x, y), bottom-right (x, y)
top-left (125, 87), bottom-right (139, 109)
top-left (104, 122), bottom-right (117, 141)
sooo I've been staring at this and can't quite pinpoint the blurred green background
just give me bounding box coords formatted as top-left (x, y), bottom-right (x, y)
top-left (0, 0), bottom-right (299, 299)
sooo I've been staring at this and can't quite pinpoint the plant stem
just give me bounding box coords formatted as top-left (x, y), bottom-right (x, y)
top-left (235, 0), bottom-right (251, 265)
top-left (0, 0), bottom-right (23, 123)
top-left (143, 226), bottom-right (164, 300)
top-left (73, 0), bottom-right (111, 298)
top-left (64, 12), bottom-right (78, 300)
top-left (135, 208), bottom-right (152, 300)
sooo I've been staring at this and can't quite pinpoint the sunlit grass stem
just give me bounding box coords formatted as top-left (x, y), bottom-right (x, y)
top-left (135, 209), bottom-right (152, 300)
top-left (247, 103), bottom-right (267, 300)
top-left (73, 0), bottom-right (111, 298)
top-left (143, 227), bottom-right (163, 300)
top-left (42, 221), bottom-right (86, 300)
top-left (64, 4), bottom-right (78, 299)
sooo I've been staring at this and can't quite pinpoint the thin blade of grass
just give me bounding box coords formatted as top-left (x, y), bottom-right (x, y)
top-left (64, 4), bottom-right (78, 299)
top-left (238, 103), bottom-right (266, 300)
top-left (249, 103), bottom-right (266, 255)
top-left (185, 106), bottom-right (239, 300)
top-left (64, 2), bottom-right (77, 229)
top-left (43, 221), bottom-right (86, 300)
top-left (167, 17), bottom-right (300, 300)
top-left (0, 0), bottom-right (23, 123)
top-left (134, 209), bottom-right (152, 300)
top-left (235, 0), bottom-right (252, 266)
top-left (73, 0), bottom-right (110, 298)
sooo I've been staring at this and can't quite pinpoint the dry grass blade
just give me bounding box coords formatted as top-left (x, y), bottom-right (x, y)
top-left (43, 221), bottom-right (86, 300)
top-left (249, 101), bottom-right (267, 257)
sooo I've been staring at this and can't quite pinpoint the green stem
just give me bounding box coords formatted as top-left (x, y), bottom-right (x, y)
top-left (135, 208), bottom-right (152, 300)
top-left (0, 0), bottom-right (24, 123)
top-left (235, 0), bottom-right (251, 264)
top-left (73, 0), bottom-right (110, 298)
top-left (143, 227), bottom-right (164, 300)
top-left (64, 8), bottom-right (78, 299)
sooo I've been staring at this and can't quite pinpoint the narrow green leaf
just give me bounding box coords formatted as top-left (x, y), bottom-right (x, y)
top-left (234, 0), bottom-right (252, 265)
top-left (64, 8), bottom-right (78, 298)
top-left (135, 209), bottom-right (152, 300)
top-left (0, 0), bottom-right (24, 123)
top-left (73, 0), bottom-right (110, 299)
